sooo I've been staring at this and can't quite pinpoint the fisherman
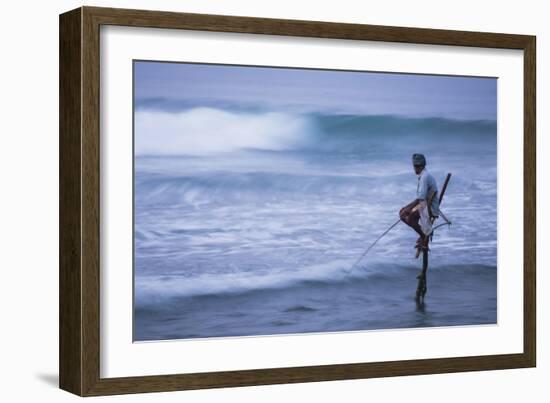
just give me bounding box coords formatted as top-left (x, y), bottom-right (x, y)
top-left (399, 153), bottom-right (439, 252)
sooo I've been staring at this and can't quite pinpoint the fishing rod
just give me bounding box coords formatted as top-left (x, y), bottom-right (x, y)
top-left (345, 213), bottom-right (451, 276)
top-left (345, 218), bottom-right (402, 274)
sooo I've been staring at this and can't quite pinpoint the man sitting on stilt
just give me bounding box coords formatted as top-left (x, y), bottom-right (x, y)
top-left (399, 153), bottom-right (439, 257)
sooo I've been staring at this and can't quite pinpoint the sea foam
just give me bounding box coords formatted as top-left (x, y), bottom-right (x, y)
top-left (135, 107), bottom-right (315, 156)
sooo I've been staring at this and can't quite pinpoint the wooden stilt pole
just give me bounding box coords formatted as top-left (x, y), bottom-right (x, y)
top-left (416, 249), bottom-right (428, 301)
top-left (415, 173), bottom-right (452, 301)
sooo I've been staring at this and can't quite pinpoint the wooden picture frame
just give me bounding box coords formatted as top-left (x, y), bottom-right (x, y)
top-left (59, 6), bottom-right (536, 396)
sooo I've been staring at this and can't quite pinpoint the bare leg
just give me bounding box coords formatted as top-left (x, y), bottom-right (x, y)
top-left (399, 206), bottom-right (425, 239)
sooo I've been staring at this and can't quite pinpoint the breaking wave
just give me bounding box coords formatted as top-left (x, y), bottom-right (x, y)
top-left (135, 107), bottom-right (496, 156)
top-left (135, 108), bottom-right (316, 155)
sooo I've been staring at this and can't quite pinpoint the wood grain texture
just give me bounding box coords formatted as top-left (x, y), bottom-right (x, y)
top-left (523, 38), bottom-right (536, 367)
top-left (85, 5), bottom-right (532, 49)
top-left (59, 8), bottom-right (82, 396)
top-left (59, 5), bottom-right (537, 396)
top-left (81, 6), bottom-right (102, 396)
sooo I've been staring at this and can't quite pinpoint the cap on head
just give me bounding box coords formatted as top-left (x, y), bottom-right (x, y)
top-left (412, 153), bottom-right (426, 167)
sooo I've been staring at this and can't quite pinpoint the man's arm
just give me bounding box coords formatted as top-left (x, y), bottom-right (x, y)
top-left (417, 172), bottom-right (429, 201)
top-left (400, 173), bottom-right (427, 218)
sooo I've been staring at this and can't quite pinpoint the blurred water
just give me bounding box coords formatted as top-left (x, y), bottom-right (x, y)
top-left (134, 112), bottom-right (497, 341)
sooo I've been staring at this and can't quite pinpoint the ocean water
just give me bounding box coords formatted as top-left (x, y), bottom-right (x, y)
top-left (133, 111), bottom-right (497, 341)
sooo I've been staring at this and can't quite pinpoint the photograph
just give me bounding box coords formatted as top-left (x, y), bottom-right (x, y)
top-left (132, 60), bottom-right (498, 342)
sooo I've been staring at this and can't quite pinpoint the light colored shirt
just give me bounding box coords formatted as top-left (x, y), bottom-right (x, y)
top-left (416, 168), bottom-right (439, 216)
